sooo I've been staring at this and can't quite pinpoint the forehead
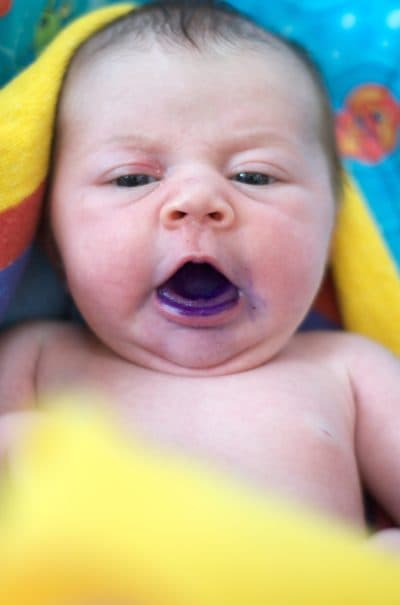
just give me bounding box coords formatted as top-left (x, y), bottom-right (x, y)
top-left (55, 40), bottom-right (323, 159)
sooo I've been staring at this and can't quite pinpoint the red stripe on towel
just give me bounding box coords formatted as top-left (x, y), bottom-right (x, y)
top-left (0, 182), bottom-right (44, 269)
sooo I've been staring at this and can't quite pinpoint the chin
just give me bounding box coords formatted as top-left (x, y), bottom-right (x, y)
top-left (129, 336), bottom-right (281, 377)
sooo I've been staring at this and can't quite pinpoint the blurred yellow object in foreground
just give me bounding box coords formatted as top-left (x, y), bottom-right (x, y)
top-left (0, 393), bottom-right (399, 604)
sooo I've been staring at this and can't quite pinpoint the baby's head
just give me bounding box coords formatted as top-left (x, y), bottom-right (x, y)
top-left (49, 0), bottom-right (340, 375)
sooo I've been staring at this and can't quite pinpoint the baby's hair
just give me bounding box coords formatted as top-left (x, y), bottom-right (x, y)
top-left (59, 0), bottom-right (342, 197)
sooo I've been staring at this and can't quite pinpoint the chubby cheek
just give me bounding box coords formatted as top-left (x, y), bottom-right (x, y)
top-left (54, 210), bottom-right (153, 321)
top-left (249, 219), bottom-right (330, 321)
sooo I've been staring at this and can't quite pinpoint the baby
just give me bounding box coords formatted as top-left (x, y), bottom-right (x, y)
top-left (1, 0), bottom-right (400, 545)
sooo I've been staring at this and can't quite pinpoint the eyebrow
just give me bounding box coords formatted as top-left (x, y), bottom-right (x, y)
top-left (101, 134), bottom-right (164, 152)
top-left (101, 129), bottom-right (305, 153)
top-left (235, 118), bottom-right (320, 143)
top-left (228, 129), bottom-right (305, 148)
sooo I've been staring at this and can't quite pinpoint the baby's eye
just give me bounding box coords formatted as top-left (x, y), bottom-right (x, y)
top-left (232, 172), bottom-right (275, 186)
top-left (114, 174), bottom-right (158, 187)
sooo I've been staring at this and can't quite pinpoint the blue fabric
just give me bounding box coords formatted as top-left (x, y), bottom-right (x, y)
top-left (2, 245), bottom-right (70, 326)
top-left (0, 246), bottom-right (31, 319)
top-left (0, 0), bottom-right (125, 86)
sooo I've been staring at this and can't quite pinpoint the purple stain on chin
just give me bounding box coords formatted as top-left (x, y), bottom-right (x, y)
top-left (157, 262), bottom-right (239, 316)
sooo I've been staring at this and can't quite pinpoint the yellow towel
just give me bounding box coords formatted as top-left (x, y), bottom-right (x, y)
top-left (332, 176), bottom-right (400, 353)
top-left (0, 397), bottom-right (399, 604)
top-left (0, 3), bottom-right (132, 319)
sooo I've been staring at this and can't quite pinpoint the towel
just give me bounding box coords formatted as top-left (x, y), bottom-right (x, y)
top-left (0, 3), bottom-right (132, 320)
top-left (1, 397), bottom-right (399, 604)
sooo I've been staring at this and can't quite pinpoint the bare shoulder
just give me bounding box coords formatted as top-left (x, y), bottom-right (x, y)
top-left (289, 332), bottom-right (400, 523)
top-left (289, 330), bottom-right (397, 369)
top-left (291, 330), bottom-right (400, 419)
top-left (0, 320), bottom-right (86, 412)
top-left (0, 319), bottom-right (86, 362)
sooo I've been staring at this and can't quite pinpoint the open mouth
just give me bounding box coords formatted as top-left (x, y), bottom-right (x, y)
top-left (156, 262), bottom-right (240, 316)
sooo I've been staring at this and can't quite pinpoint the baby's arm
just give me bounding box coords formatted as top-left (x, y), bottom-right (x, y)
top-left (349, 336), bottom-right (400, 532)
top-left (0, 321), bottom-right (96, 474)
top-left (0, 321), bottom-right (70, 458)
top-left (0, 321), bottom-right (53, 463)
top-left (0, 322), bottom-right (51, 413)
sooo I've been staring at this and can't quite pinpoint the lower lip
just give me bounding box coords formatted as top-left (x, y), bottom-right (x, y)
top-left (154, 291), bottom-right (243, 327)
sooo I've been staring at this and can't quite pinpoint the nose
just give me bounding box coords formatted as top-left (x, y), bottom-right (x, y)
top-left (160, 183), bottom-right (235, 230)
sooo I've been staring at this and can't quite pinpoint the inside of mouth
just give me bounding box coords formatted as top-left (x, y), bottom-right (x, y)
top-left (157, 262), bottom-right (239, 315)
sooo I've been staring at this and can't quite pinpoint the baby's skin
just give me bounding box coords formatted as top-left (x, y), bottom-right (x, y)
top-left (2, 322), bottom-right (400, 532)
top-left (1, 33), bottom-right (400, 544)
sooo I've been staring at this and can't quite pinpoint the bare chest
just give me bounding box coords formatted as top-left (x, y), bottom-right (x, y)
top-left (40, 344), bottom-right (363, 525)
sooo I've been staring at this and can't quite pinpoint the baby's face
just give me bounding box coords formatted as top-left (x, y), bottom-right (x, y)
top-left (50, 42), bottom-right (335, 375)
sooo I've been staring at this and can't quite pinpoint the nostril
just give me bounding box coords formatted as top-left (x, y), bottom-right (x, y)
top-left (161, 201), bottom-right (234, 228)
top-left (209, 211), bottom-right (224, 221)
top-left (170, 210), bottom-right (187, 220)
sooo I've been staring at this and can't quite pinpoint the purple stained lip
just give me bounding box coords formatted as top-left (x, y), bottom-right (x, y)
top-left (156, 262), bottom-right (239, 316)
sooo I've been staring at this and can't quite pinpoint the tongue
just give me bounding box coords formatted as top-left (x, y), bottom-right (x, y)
top-left (157, 263), bottom-right (239, 316)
